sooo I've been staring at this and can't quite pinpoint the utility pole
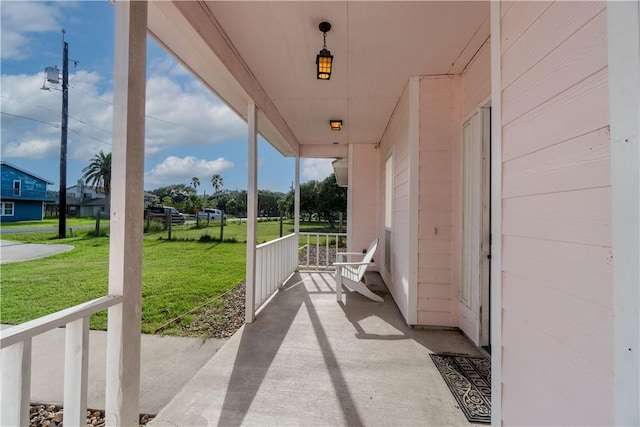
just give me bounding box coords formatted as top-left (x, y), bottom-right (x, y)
top-left (58, 32), bottom-right (69, 239)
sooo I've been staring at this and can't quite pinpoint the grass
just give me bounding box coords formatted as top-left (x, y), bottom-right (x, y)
top-left (1, 217), bottom-right (107, 229)
top-left (0, 218), bottom-right (345, 335)
top-left (1, 230), bottom-right (245, 334)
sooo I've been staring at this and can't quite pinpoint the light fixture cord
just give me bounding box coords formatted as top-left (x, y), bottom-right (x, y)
top-left (323, 32), bottom-right (327, 49)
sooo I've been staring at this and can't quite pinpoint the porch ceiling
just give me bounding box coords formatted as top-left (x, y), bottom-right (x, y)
top-left (147, 1), bottom-right (489, 157)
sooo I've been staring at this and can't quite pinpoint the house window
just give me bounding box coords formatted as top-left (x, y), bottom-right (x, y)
top-left (13, 180), bottom-right (21, 196)
top-left (1, 202), bottom-right (15, 216)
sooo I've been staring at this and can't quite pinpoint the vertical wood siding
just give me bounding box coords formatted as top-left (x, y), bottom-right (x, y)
top-left (499, 2), bottom-right (613, 424)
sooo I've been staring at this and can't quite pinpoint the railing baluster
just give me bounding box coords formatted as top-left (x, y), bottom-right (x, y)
top-left (64, 317), bottom-right (89, 426)
top-left (1, 339), bottom-right (31, 427)
top-left (306, 234), bottom-right (310, 268)
top-left (326, 237), bottom-right (330, 268)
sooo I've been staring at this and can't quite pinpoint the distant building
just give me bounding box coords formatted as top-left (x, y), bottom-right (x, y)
top-left (0, 161), bottom-right (54, 222)
top-left (66, 179), bottom-right (107, 217)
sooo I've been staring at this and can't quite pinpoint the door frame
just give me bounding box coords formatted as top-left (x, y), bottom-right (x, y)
top-left (460, 99), bottom-right (491, 347)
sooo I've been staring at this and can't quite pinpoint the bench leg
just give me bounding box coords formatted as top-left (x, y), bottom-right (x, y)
top-left (335, 266), bottom-right (342, 302)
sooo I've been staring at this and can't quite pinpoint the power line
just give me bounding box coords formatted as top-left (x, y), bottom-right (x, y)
top-left (68, 83), bottom-right (217, 135)
top-left (2, 95), bottom-right (112, 136)
top-left (1, 111), bottom-right (111, 146)
top-left (1, 111), bottom-right (60, 128)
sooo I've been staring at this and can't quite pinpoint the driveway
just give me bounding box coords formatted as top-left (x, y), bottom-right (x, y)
top-left (0, 240), bottom-right (75, 264)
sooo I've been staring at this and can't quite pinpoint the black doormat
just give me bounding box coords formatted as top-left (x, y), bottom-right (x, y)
top-left (429, 353), bottom-right (491, 424)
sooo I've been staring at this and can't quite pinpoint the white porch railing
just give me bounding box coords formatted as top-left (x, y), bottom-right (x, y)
top-left (0, 295), bottom-right (123, 427)
top-left (255, 233), bottom-right (298, 309)
top-left (299, 232), bottom-right (347, 270)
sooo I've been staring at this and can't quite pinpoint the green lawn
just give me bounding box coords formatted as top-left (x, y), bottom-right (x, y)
top-left (0, 217), bottom-right (105, 229)
top-left (0, 219), bottom-right (343, 334)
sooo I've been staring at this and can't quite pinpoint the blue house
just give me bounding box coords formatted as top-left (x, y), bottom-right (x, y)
top-left (0, 162), bottom-right (54, 222)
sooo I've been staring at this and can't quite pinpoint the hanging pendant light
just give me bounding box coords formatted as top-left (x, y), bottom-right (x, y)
top-left (316, 22), bottom-right (333, 80)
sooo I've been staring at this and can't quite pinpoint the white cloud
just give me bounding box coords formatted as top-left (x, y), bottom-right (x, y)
top-left (145, 156), bottom-right (234, 188)
top-left (1, 66), bottom-right (247, 162)
top-left (0, 2), bottom-right (63, 60)
top-left (2, 138), bottom-right (59, 159)
top-left (301, 158), bottom-right (334, 181)
top-left (144, 76), bottom-right (245, 154)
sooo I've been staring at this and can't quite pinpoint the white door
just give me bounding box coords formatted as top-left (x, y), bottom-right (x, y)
top-left (460, 107), bottom-right (491, 347)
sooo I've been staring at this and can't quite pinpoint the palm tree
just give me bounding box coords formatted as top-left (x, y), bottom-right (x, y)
top-left (83, 151), bottom-right (112, 214)
top-left (210, 174), bottom-right (224, 196)
top-left (191, 177), bottom-right (200, 192)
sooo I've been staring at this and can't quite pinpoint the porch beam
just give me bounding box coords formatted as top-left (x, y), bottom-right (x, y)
top-left (246, 103), bottom-right (258, 323)
top-left (105, 1), bottom-right (147, 425)
top-left (608, 2), bottom-right (640, 425)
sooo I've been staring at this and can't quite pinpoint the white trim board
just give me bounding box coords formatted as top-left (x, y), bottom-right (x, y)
top-left (607, 2), bottom-right (640, 425)
top-left (489, 2), bottom-right (503, 425)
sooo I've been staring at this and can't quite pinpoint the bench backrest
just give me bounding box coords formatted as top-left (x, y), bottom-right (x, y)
top-left (357, 239), bottom-right (378, 281)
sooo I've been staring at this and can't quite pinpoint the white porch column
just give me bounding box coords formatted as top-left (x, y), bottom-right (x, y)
top-left (407, 76), bottom-right (420, 326)
top-left (246, 104), bottom-right (258, 323)
top-left (105, 1), bottom-right (147, 426)
top-left (489, 2), bottom-right (503, 425)
top-left (294, 156), bottom-right (300, 235)
top-left (608, 2), bottom-right (640, 425)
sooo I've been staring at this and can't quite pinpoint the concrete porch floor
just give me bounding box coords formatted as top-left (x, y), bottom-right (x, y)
top-left (150, 272), bottom-right (484, 426)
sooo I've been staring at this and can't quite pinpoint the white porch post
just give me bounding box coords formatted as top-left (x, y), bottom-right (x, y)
top-left (294, 156), bottom-right (300, 235)
top-left (407, 76), bottom-right (420, 326)
top-left (489, 2), bottom-right (503, 425)
top-left (608, 2), bottom-right (640, 425)
top-left (246, 103), bottom-right (258, 323)
top-left (105, 1), bottom-right (147, 426)
top-left (0, 339), bottom-right (31, 426)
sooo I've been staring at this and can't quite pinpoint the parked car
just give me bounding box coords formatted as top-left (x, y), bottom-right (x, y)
top-left (144, 206), bottom-right (186, 225)
top-left (196, 208), bottom-right (226, 221)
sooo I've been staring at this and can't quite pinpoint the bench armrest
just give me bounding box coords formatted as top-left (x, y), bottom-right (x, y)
top-left (333, 261), bottom-right (373, 267)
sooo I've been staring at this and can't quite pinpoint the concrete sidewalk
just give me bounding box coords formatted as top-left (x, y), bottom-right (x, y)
top-left (0, 240), bottom-right (75, 264)
top-left (1, 325), bottom-right (226, 415)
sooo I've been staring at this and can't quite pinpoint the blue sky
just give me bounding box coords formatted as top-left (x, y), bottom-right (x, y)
top-left (0, 1), bottom-right (334, 194)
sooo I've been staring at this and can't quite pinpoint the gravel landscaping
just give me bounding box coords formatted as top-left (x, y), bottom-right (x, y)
top-left (28, 404), bottom-right (153, 427)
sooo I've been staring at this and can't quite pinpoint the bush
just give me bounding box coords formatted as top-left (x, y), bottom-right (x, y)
top-left (145, 220), bottom-right (164, 233)
top-left (84, 225), bottom-right (110, 237)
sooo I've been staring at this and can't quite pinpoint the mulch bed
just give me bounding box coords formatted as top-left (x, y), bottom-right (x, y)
top-left (155, 282), bottom-right (246, 339)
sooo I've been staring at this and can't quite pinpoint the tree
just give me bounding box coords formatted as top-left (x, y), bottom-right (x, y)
top-left (83, 150), bottom-right (112, 214)
top-left (191, 177), bottom-right (200, 192)
top-left (149, 184), bottom-right (194, 203)
top-left (82, 151), bottom-right (112, 197)
top-left (211, 174), bottom-right (224, 196)
top-left (226, 199), bottom-right (238, 216)
top-left (317, 173), bottom-right (347, 225)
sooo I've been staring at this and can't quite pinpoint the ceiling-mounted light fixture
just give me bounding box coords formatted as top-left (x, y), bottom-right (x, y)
top-left (330, 120), bottom-right (342, 131)
top-left (316, 22), bottom-right (333, 80)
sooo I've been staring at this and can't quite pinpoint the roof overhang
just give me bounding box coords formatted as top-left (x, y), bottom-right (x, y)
top-left (147, 1), bottom-right (490, 158)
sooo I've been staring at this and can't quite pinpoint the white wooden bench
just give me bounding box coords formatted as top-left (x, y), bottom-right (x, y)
top-left (333, 239), bottom-right (383, 302)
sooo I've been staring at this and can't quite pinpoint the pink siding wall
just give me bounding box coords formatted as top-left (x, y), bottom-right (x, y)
top-left (499, 2), bottom-right (613, 424)
top-left (416, 41), bottom-right (491, 327)
top-left (349, 144), bottom-right (380, 256)
top-left (417, 76), bottom-right (458, 326)
top-left (379, 85), bottom-right (411, 321)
